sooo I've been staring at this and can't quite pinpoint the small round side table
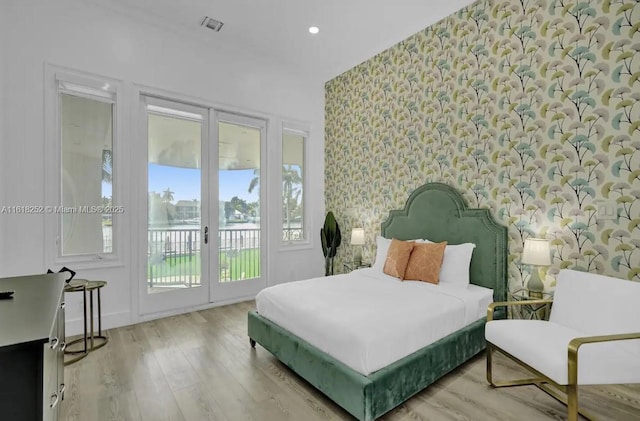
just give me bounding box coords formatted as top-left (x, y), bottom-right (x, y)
top-left (63, 279), bottom-right (89, 365)
top-left (85, 280), bottom-right (109, 351)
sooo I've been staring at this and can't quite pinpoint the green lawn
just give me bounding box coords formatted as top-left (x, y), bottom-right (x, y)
top-left (148, 249), bottom-right (260, 284)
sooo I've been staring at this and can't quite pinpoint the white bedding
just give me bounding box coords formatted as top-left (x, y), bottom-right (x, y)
top-left (255, 268), bottom-right (494, 375)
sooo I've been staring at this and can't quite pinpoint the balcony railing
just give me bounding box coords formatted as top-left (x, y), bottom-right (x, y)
top-left (147, 226), bottom-right (302, 288)
top-left (148, 228), bottom-right (202, 288)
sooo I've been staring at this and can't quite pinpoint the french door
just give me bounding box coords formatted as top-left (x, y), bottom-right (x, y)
top-left (138, 97), bottom-right (266, 315)
top-left (212, 112), bottom-right (267, 302)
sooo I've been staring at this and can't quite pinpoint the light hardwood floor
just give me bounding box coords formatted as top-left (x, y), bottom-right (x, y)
top-left (60, 301), bottom-right (640, 421)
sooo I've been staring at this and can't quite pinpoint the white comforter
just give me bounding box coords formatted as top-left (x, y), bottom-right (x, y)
top-left (256, 268), bottom-right (493, 375)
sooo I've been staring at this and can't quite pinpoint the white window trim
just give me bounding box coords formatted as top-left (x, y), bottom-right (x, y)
top-left (44, 64), bottom-right (125, 269)
top-left (280, 120), bottom-right (311, 250)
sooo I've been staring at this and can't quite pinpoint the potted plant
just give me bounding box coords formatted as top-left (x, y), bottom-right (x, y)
top-left (321, 211), bottom-right (342, 276)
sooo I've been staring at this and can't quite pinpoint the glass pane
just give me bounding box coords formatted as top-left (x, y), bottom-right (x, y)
top-left (147, 108), bottom-right (202, 293)
top-left (60, 93), bottom-right (114, 255)
top-left (282, 131), bottom-right (305, 242)
top-left (218, 121), bottom-right (261, 282)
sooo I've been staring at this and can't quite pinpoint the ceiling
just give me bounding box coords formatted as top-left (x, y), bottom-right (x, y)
top-left (97, 0), bottom-right (476, 82)
top-left (148, 111), bottom-right (304, 170)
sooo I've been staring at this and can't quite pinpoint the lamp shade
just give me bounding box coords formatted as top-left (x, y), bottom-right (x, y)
top-left (521, 238), bottom-right (551, 266)
top-left (350, 228), bottom-right (365, 245)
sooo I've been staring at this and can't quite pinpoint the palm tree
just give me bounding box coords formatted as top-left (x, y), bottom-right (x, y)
top-left (150, 189), bottom-right (176, 224)
top-left (102, 149), bottom-right (112, 183)
top-left (162, 188), bottom-right (174, 204)
top-left (282, 165), bottom-right (303, 229)
top-left (148, 191), bottom-right (163, 224)
top-left (248, 168), bottom-right (260, 194)
top-left (225, 196), bottom-right (249, 220)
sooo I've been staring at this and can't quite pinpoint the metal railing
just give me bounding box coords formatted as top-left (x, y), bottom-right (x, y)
top-left (148, 228), bottom-right (201, 288)
top-left (147, 226), bottom-right (303, 288)
top-left (103, 224), bottom-right (113, 253)
top-left (283, 226), bottom-right (304, 241)
top-left (218, 228), bottom-right (260, 283)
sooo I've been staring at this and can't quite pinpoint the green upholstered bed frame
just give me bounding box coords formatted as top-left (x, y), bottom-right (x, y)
top-left (248, 182), bottom-right (508, 420)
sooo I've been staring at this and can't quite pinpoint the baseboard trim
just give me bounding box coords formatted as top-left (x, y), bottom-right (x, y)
top-left (137, 294), bottom-right (256, 323)
top-left (65, 310), bottom-right (131, 336)
top-left (64, 294), bottom-right (257, 335)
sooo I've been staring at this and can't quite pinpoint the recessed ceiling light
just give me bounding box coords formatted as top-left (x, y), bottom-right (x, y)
top-left (308, 26), bottom-right (319, 35)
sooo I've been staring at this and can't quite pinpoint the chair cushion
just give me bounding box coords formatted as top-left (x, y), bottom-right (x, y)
top-left (550, 270), bottom-right (640, 359)
top-left (486, 319), bottom-right (640, 385)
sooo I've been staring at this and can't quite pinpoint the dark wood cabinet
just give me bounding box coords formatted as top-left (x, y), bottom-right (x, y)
top-left (0, 273), bottom-right (66, 421)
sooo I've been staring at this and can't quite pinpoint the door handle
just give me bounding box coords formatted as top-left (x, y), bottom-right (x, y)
top-left (49, 393), bottom-right (59, 408)
top-left (204, 226), bottom-right (209, 244)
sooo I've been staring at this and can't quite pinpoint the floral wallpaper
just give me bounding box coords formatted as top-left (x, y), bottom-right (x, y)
top-left (325, 0), bottom-right (640, 290)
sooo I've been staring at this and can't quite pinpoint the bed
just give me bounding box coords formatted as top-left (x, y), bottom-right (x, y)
top-left (247, 182), bottom-right (508, 420)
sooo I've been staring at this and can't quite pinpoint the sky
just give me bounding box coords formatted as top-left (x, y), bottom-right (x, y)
top-left (147, 164), bottom-right (259, 202)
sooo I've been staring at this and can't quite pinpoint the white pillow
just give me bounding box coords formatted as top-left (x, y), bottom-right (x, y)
top-left (372, 236), bottom-right (392, 272)
top-left (423, 239), bottom-right (476, 287)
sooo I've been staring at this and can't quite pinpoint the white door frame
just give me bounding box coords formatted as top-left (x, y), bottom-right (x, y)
top-left (211, 111), bottom-right (268, 302)
top-left (137, 95), bottom-right (211, 315)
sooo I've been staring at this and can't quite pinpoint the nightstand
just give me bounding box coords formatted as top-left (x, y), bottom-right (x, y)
top-left (509, 288), bottom-right (554, 320)
top-left (343, 261), bottom-right (371, 273)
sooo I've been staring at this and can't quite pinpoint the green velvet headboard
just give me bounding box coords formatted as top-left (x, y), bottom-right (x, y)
top-left (381, 182), bottom-right (508, 302)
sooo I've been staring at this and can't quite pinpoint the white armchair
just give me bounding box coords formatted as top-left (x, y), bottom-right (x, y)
top-left (485, 269), bottom-right (640, 421)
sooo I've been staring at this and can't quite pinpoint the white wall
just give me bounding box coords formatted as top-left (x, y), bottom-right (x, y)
top-left (1, 0), bottom-right (325, 332)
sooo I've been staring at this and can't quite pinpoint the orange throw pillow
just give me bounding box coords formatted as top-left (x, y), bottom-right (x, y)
top-left (404, 241), bottom-right (447, 284)
top-left (383, 239), bottom-right (414, 279)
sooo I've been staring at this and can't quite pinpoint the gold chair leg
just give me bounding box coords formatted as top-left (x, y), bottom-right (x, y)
top-left (486, 343), bottom-right (494, 385)
top-left (568, 353), bottom-right (579, 421)
top-left (488, 342), bottom-right (594, 420)
top-left (486, 343), bottom-right (542, 387)
top-left (567, 383), bottom-right (578, 421)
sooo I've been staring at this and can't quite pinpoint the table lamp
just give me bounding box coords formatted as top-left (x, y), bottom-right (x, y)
top-left (522, 238), bottom-right (551, 298)
top-left (350, 228), bottom-right (365, 266)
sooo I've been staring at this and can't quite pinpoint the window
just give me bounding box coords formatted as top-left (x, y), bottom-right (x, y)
top-left (282, 127), bottom-right (307, 244)
top-left (58, 78), bottom-right (117, 257)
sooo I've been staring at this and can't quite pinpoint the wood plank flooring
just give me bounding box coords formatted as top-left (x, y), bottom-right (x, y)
top-left (60, 301), bottom-right (640, 420)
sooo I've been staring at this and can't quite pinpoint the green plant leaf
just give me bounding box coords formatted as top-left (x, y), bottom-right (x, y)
top-left (616, 147), bottom-right (634, 157)
top-left (601, 89), bottom-right (613, 106)
top-left (560, 261), bottom-right (573, 269)
top-left (611, 255), bottom-right (623, 271)
top-left (617, 51), bottom-right (634, 62)
top-left (540, 185), bottom-right (549, 199)
top-left (612, 65), bottom-right (623, 83)
top-left (560, 175), bottom-right (572, 186)
top-left (612, 161), bottom-right (623, 177)
top-left (560, 217), bottom-right (573, 227)
top-left (612, 113), bottom-right (623, 130)
top-left (612, 17), bottom-right (624, 35)
top-left (615, 243), bottom-right (633, 252)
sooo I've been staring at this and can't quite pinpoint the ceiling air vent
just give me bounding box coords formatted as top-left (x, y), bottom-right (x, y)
top-left (201, 16), bottom-right (224, 32)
